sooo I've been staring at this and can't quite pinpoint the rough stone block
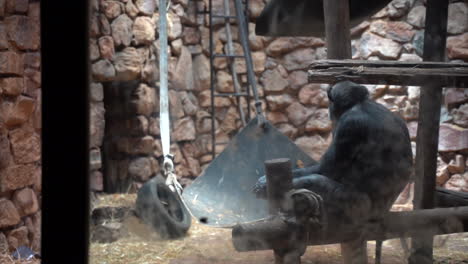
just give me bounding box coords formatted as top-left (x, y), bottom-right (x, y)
top-left (9, 128), bottom-right (40, 164)
top-left (2, 95), bottom-right (36, 128)
top-left (0, 51), bottom-right (24, 75)
top-left (0, 164), bottom-right (39, 192)
top-left (12, 188), bottom-right (38, 217)
top-left (6, 15), bottom-right (39, 51)
top-left (7, 226), bottom-right (28, 251)
top-left (90, 102), bottom-right (105, 148)
top-left (0, 22), bottom-right (7, 49)
top-left (0, 77), bottom-right (23, 96)
top-left (90, 148), bottom-right (102, 170)
top-left (0, 199), bottom-right (20, 228)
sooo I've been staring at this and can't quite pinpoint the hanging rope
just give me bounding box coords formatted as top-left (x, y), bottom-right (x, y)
top-left (159, 0), bottom-right (182, 195)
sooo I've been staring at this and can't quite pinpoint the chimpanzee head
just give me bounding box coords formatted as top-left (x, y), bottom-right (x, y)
top-left (327, 81), bottom-right (369, 121)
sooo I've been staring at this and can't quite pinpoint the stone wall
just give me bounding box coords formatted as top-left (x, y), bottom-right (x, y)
top-left (0, 0), bottom-right (41, 254)
top-left (89, 0), bottom-right (468, 196)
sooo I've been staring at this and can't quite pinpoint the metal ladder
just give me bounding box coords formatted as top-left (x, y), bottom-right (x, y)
top-left (197, 0), bottom-right (264, 159)
top-left (211, 0), bottom-right (265, 159)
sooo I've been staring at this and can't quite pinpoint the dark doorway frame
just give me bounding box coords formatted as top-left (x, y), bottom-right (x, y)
top-left (41, 1), bottom-right (90, 263)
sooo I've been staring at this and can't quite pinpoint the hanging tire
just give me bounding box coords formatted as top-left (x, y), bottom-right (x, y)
top-left (136, 175), bottom-right (191, 239)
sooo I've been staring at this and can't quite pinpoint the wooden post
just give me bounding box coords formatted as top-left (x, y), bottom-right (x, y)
top-left (323, 1), bottom-right (365, 264)
top-left (265, 158), bottom-right (300, 264)
top-left (265, 158), bottom-right (293, 215)
top-left (232, 206), bottom-right (468, 252)
top-left (409, 0), bottom-right (449, 264)
top-left (323, 0), bottom-right (352, 59)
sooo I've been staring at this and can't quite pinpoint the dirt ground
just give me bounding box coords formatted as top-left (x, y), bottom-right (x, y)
top-left (89, 194), bottom-right (468, 264)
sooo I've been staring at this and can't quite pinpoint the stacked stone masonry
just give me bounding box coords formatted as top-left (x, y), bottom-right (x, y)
top-left (90, 0), bottom-right (468, 202)
top-left (0, 0), bottom-right (42, 254)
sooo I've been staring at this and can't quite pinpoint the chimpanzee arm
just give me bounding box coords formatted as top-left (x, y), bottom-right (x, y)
top-left (291, 164), bottom-right (321, 177)
top-left (253, 109), bottom-right (369, 198)
top-left (291, 143), bottom-right (335, 177)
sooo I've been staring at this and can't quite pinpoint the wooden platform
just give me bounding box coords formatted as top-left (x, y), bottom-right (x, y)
top-left (308, 60), bottom-right (468, 87)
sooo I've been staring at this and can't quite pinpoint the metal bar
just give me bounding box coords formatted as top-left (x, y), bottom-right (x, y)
top-left (212, 14), bottom-right (237, 19)
top-left (214, 92), bottom-right (249, 97)
top-left (223, 0), bottom-right (246, 126)
top-left (233, 0), bottom-right (265, 126)
top-left (212, 53), bottom-right (245, 58)
top-left (244, 0), bottom-right (249, 20)
top-left (209, 0), bottom-right (216, 160)
top-left (409, 0), bottom-right (449, 263)
top-left (246, 67), bottom-right (251, 122)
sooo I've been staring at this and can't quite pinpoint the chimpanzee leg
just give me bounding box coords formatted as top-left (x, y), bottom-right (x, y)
top-left (292, 174), bottom-right (372, 228)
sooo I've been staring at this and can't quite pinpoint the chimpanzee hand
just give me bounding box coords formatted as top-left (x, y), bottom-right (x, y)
top-left (252, 169), bottom-right (310, 199)
top-left (252, 175), bottom-right (267, 199)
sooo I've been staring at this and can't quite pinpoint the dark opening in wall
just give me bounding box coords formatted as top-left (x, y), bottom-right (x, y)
top-left (102, 80), bottom-right (161, 193)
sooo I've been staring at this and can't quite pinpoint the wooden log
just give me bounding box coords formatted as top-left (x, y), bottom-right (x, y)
top-left (436, 187), bottom-right (468, 207)
top-left (310, 60), bottom-right (468, 69)
top-left (307, 60), bottom-right (468, 87)
top-left (323, 0), bottom-right (351, 59)
top-left (409, 1), bottom-right (449, 263)
top-left (265, 158), bottom-right (294, 215)
top-left (264, 158), bottom-right (301, 264)
top-left (232, 206), bottom-right (468, 252)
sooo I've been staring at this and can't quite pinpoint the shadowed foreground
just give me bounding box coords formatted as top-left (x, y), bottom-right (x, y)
top-left (89, 194), bottom-right (468, 264)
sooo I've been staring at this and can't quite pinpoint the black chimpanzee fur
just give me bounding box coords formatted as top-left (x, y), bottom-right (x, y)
top-left (253, 81), bottom-right (413, 228)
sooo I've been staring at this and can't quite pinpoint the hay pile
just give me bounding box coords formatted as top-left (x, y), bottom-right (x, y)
top-left (89, 193), bottom-right (233, 264)
top-left (89, 217), bottom-right (228, 264)
top-left (0, 253), bottom-right (40, 264)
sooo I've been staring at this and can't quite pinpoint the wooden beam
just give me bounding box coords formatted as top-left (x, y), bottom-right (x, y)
top-left (308, 60), bottom-right (468, 87)
top-left (232, 206), bottom-right (468, 252)
top-left (410, 0), bottom-right (450, 263)
top-left (265, 158), bottom-right (293, 215)
top-left (323, 0), bottom-right (351, 59)
top-left (311, 60), bottom-right (468, 69)
top-left (436, 187), bottom-right (468, 208)
top-left (265, 159), bottom-right (303, 264)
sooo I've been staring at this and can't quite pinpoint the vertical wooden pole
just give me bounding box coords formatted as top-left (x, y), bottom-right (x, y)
top-left (323, 0), bottom-right (352, 59)
top-left (265, 158), bottom-right (293, 215)
top-left (323, 1), bottom-right (365, 264)
top-left (265, 158), bottom-right (299, 264)
top-left (409, 1), bottom-right (449, 264)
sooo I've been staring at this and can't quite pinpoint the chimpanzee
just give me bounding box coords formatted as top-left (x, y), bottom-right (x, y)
top-left (255, 0), bottom-right (394, 36)
top-left (253, 81), bottom-right (413, 228)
